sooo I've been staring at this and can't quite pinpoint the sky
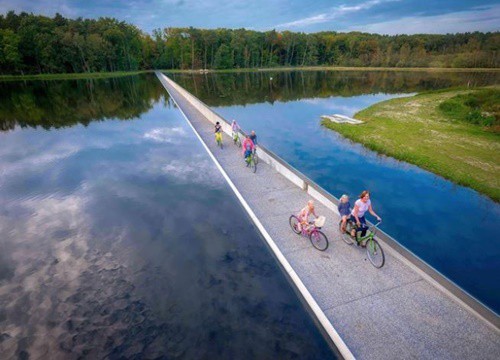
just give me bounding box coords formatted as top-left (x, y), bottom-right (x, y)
top-left (1, 0), bottom-right (499, 35)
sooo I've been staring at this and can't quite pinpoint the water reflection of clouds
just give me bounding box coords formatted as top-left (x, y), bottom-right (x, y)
top-left (301, 93), bottom-right (412, 117)
top-left (162, 157), bottom-right (223, 187)
top-left (143, 126), bottom-right (188, 143)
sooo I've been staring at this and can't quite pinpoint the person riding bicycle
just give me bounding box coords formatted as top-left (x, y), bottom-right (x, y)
top-left (349, 190), bottom-right (381, 239)
top-left (241, 135), bottom-right (255, 165)
top-left (215, 121), bottom-right (222, 144)
top-left (298, 200), bottom-right (319, 232)
top-left (231, 119), bottom-right (240, 134)
top-left (249, 130), bottom-right (258, 153)
top-left (338, 194), bottom-right (351, 233)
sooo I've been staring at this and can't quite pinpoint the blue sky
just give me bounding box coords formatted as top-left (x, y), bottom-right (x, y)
top-left (1, 0), bottom-right (499, 34)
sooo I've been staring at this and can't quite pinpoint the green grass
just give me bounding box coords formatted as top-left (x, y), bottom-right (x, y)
top-left (439, 89), bottom-right (499, 127)
top-left (0, 70), bottom-right (153, 82)
top-left (322, 87), bottom-right (500, 202)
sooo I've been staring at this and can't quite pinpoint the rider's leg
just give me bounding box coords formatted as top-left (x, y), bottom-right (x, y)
top-left (359, 216), bottom-right (368, 237)
top-left (341, 215), bottom-right (347, 232)
top-left (244, 150), bottom-right (251, 164)
top-left (348, 215), bottom-right (357, 237)
top-left (297, 219), bottom-right (305, 232)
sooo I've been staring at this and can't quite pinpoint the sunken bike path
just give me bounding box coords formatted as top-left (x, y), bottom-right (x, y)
top-left (157, 73), bottom-right (499, 360)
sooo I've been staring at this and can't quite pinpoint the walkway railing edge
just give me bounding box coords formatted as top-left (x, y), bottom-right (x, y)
top-left (156, 71), bottom-right (499, 332)
top-left (156, 72), bottom-right (357, 359)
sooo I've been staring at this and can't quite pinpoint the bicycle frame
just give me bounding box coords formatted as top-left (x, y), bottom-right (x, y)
top-left (245, 152), bottom-right (255, 163)
top-left (300, 222), bottom-right (318, 237)
top-left (353, 221), bottom-right (381, 243)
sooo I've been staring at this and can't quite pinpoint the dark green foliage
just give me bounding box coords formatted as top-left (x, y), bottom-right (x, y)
top-left (170, 71), bottom-right (500, 107)
top-left (0, 11), bottom-right (499, 75)
top-left (439, 89), bottom-right (499, 128)
top-left (0, 74), bottom-right (166, 131)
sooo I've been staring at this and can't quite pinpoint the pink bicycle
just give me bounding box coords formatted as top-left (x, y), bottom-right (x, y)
top-left (289, 215), bottom-right (329, 251)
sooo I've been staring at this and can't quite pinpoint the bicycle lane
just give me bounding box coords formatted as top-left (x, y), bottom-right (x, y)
top-left (157, 72), bottom-right (500, 360)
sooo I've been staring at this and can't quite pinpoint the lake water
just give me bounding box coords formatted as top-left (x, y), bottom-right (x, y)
top-left (0, 75), bottom-right (337, 359)
top-left (171, 70), bottom-right (500, 314)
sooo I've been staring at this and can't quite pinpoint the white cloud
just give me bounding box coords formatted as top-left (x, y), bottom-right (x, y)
top-left (0, 0), bottom-right (79, 17)
top-left (343, 4), bottom-right (500, 34)
top-left (162, 157), bottom-right (223, 187)
top-left (143, 126), bottom-right (187, 143)
top-left (275, 0), bottom-right (400, 29)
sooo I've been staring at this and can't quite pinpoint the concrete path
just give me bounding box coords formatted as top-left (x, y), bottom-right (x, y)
top-left (157, 73), bottom-right (500, 360)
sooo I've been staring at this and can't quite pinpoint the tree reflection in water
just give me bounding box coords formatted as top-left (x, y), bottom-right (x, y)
top-left (0, 74), bottom-right (167, 132)
top-left (170, 70), bottom-right (500, 107)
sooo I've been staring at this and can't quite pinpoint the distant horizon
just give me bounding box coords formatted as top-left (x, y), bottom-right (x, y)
top-left (1, 0), bottom-right (499, 35)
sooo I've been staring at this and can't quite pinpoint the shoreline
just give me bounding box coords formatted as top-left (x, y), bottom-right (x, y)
top-left (1, 66), bottom-right (499, 82)
top-left (322, 87), bottom-right (500, 203)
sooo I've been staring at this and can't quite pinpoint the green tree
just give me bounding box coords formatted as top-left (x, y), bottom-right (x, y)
top-left (214, 44), bottom-right (232, 69)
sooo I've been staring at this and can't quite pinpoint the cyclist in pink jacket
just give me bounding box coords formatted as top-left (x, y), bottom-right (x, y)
top-left (241, 135), bottom-right (255, 164)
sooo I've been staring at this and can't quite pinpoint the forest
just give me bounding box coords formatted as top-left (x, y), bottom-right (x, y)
top-left (0, 11), bottom-right (498, 75)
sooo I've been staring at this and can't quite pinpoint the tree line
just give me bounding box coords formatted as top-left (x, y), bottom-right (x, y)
top-left (0, 11), bottom-right (498, 75)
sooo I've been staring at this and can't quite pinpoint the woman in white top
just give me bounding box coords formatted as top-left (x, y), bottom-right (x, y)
top-left (350, 190), bottom-right (381, 238)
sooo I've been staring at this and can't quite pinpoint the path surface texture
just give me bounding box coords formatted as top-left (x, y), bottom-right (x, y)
top-left (157, 72), bottom-right (499, 360)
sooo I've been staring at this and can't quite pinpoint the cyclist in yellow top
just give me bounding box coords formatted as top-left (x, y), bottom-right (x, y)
top-left (215, 121), bottom-right (222, 145)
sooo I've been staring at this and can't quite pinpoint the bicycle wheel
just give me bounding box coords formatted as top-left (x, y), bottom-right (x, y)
top-left (339, 221), bottom-right (354, 245)
top-left (251, 157), bottom-right (257, 173)
top-left (289, 215), bottom-right (301, 234)
top-left (366, 239), bottom-right (385, 268)
top-left (253, 151), bottom-right (259, 165)
top-left (309, 230), bottom-right (329, 251)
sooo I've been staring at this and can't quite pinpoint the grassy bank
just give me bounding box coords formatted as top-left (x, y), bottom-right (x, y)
top-left (2, 66), bottom-right (499, 82)
top-left (0, 70), bottom-right (153, 82)
top-left (322, 87), bottom-right (500, 202)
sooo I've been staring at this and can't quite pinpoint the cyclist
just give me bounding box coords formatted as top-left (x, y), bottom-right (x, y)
top-left (215, 121), bottom-right (222, 145)
top-left (231, 119), bottom-right (240, 133)
top-left (231, 120), bottom-right (241, 143)
top-left (338, 194), bottom-right (351, 233)
top-left (298, 200), bottom-right (319, 232)
top-left (249, 130), bottom-right (257, 145)
top-left (241, 135), bottom-right (255, 165)
top-left (350, 190), bottom-right (381, 238)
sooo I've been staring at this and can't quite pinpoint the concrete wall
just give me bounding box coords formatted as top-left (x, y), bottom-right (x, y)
top-left (159, 72), bottom-right (499, 330)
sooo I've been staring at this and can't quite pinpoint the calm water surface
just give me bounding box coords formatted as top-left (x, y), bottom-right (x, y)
top-left (0, 75), bottom-right (336, 359)
top-left (171, 70), bottom-right (500, 314)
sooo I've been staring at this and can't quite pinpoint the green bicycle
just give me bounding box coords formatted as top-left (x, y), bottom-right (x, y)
top-left (232, 131), bottom-right (241, 148)
top-left (339, 220), bottom-right (385, 268)
top-left (252, 147), bottom-right (259, 165)
top-left (245, 152), bottom-right (257, 173)
top-left (215, 131), bottom-right (223, 149)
